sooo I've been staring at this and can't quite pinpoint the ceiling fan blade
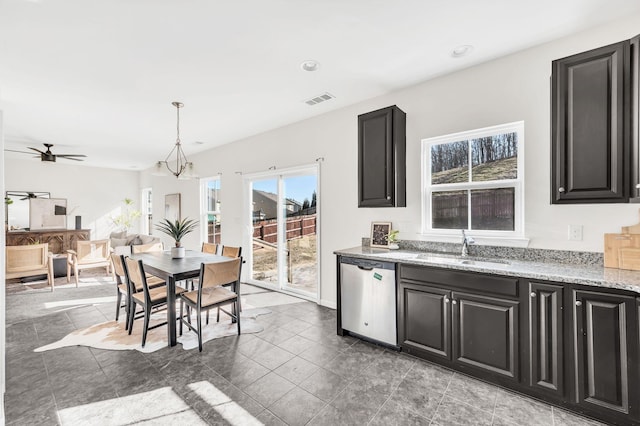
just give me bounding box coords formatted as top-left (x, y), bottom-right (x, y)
top-left (57, 154), bottom-right (87, 158)
top-left (28, 146), bottom-right (46, 154)
top-left (57, 156), bottom-right (84, 161)
top-left (3, 149), bottom-right (33, 154)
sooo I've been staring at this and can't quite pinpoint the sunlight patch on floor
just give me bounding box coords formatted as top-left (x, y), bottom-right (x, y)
top-left (44, 296), bottom-right (116, 309)
top-left (57, 387), bottom-right (205, 425)
top-left (188, 381), bottom-right (263, 426)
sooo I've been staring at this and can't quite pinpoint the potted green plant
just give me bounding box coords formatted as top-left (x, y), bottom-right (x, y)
top-left (155, 217), bottom-right (198, 258)
top-left (111, 198), bottom-right (142, 232)
top-left (387, 229), bottom-right (400, 250)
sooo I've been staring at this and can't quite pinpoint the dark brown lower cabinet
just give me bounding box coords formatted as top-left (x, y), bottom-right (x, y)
top-left (396, 263), bottom-right (640, 425)
top-left (398, 272), bottom-right (519, 383)
top-left (528, 282), bottom-right (564, 398)
top-left (573, 290), bottom-right (638, 420)
top-left (398, 282), bottom-right (450, 359)
top-left (452, 292), bottom-right (519, 380)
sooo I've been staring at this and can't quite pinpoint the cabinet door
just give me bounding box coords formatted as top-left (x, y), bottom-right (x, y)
top-left (528, 282), bottom-right (564, 397)
top-left (551, 41), bottom-right (629, 203)
top-left (452, 291), bottom-right (519, 380)
top-left (573, 290), bottom-right (636, 416)
top-left (631, 35), bottom-right (640, 201)
top-left (398, 281), bottom-right (450, 360)
top-left (358, 105), bottom-right (406, 207)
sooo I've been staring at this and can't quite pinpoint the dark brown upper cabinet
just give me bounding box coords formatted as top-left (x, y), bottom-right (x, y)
top-left (358, 105), bottom-right (406, 207)
top-left (551, 40), bottom-right (630, 204)
top-left (631, 35), bottom-right (640, 202)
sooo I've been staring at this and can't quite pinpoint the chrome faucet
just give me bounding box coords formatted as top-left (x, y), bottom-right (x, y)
top-left (461, 230), bottom-right (475, 257)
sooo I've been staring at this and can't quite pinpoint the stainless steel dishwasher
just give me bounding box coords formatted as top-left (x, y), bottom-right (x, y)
top-left (340, 257), bottom-right (397, 346)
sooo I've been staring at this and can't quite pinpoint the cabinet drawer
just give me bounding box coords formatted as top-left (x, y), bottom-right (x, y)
top-left (400, 264), bottom-right (518, 297)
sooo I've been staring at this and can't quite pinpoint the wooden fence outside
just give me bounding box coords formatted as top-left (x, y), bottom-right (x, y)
top-left (432, 189), bottom-right (514, 229)
top-left (253, 214), bottom-right (317, 244)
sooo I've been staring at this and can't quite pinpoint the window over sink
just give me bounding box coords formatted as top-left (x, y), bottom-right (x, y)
top-left (421, 121), bottom-right (525, 243)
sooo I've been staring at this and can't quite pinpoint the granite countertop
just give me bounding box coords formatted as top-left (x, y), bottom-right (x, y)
top-left (335, 246), bottom-right (640, 295)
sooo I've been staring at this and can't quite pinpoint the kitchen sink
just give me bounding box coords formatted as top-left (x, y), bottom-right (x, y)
top-left (417, 254), bottom-right (510, 267)
top-left (367, 251), bottom-right (510, 267)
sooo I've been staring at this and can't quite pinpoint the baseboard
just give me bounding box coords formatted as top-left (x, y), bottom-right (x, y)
top-left (320, 299), bottom-right (336, 309)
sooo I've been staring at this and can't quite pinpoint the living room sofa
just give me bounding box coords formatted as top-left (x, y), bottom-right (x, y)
top-left (109, 231), bottom-right (161, 255)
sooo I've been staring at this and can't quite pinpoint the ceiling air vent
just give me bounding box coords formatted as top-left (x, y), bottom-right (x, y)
top-left (304, 92), bottom-right (335, 106)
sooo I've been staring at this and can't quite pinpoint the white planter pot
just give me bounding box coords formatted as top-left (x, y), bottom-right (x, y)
top-left (388, 243), bottom-right (400, 250)
top-left (171, 246), bottom-right (185, 259)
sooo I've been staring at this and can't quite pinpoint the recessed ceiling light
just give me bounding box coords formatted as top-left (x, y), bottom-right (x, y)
top-left (451, 45), bottom-right (474, 58)
top-left (301, 60), bottom-right (320, 72)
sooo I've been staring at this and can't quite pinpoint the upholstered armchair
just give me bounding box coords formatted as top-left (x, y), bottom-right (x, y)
top-left (67, 239), bottom-right (112, 286)
top-left (6, 243), bottom-right (54, 291)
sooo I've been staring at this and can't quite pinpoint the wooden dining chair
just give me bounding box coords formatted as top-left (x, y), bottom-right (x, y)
top-left (179, 257), bottom-right (242, 352)
top-left (111, 253), bottom-right (164, 329)
top-left (201, 242), bottom-right (219, 255)
top-left (221, 245), bottom-right (242, 258)
top-left (124, 257), bottom-right (187, 347)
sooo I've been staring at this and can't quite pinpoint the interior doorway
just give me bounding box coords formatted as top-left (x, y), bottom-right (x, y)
top-left (244, 165), bottom-right (319, 301)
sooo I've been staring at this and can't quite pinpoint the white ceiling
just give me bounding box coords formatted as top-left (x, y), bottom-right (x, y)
top-left (2, 0), bottom-right (639, 170)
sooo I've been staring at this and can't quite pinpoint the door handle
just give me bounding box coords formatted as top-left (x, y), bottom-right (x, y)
top-left (357, 266), bottom-right (374, 271)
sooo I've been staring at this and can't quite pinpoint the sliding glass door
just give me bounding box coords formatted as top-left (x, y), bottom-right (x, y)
top-left (245, 165), bottom-right (319, 300)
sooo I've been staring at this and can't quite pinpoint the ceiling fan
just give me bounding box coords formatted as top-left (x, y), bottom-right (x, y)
top-left (5, 143), bottom-right (87, 162)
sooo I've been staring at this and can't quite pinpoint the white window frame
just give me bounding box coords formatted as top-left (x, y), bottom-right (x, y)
top-left (200, 175), bottom-right (221, 244)
top-left (421, 121), bottom-right (527, 246)
top-left (141, 187), bottom-right (152, 235)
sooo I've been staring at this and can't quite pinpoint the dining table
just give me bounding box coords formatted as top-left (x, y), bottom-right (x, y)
top-left (130, 249), bottom-right (234, 347)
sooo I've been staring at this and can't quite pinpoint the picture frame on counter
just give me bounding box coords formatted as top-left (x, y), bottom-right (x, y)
top-left (370, 221), bottom-right (391, 248)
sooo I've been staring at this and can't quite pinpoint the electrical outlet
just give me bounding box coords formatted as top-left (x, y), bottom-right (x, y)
top-left (568, 225), bottom-right (583, 241)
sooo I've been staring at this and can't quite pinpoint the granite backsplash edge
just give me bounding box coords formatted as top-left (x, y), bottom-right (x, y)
top-left (360, 238), bottom-right (604, 266)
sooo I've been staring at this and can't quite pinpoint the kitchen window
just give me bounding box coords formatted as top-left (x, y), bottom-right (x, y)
top-left (422, 121), bottom-right (525, 242)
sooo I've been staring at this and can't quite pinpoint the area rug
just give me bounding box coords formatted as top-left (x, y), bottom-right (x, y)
top-left (34, 308), bottom-right (271, 353)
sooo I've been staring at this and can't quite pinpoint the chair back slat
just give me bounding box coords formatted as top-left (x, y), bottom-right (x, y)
top-left (201, 242), bottom-right (218, 255)
top-left (76, 240), bottom-right (111, 262)
top-left (124, 256), bottom-right (148, 298)
top-left (110, 253), bottom-right (125, 278)
top-left (221, 245), bottom-right (242, 258)
top-left (200, 258), bottom-right (241, 289)
top-left (132, 242), bottom-right (164, 254)
top-left (6, 244), bottom-right (48, 272)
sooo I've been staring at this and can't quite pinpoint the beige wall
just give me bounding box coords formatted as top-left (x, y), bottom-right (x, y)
top-left (143, 13), bottom-right (640, 307)
top-left (4, 159), bottom-right (140, 240)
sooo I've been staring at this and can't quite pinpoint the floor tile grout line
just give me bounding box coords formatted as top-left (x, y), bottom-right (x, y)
top-left (366, 353), bottom-right (421, 425)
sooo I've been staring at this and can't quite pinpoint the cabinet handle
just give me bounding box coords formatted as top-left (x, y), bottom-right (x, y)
top-left (452, 300), bottom-right (457, 305)
top-left (530, 292), bottom-right (536, 297)
top-left (575, 300), bottom-right (582, 307)
top-left (364, 322), bottom-right (369, 326)
top-left (636, 184), bottom-right (640, 189)
top-left (386, 195), bottom-right (391, 200)
top-left (558, 187), bottom-right (565, 193)
top-left (444, 297), bottom-right (450, 304)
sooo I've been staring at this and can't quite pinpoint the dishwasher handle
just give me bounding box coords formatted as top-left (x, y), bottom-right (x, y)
top-left (357, 265), bottom-right (374, 271)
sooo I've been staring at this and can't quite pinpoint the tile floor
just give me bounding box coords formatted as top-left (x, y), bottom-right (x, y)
top-left (4, 277), bottom-right (606, 425)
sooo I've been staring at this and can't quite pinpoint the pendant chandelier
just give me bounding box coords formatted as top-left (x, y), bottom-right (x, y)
top-left (153, 101), bottom-right (197, 179)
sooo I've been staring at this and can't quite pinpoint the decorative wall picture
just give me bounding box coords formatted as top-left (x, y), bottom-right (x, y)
top-left (30, 198), bottom-right (67, 230)
top-left (164, 193), bottom-right (181, 222)
top-left (370, 221), bottom-right (392, 248)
